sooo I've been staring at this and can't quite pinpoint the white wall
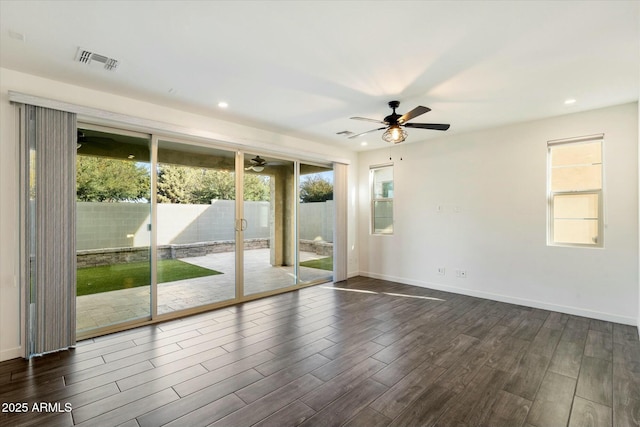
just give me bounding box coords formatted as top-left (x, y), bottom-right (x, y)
top-left (0, 68), bottom-right (359, 361)
top-left (0, 77), bottom-right (21, 361)
top-left (359, 102), bottom-right (639, 325)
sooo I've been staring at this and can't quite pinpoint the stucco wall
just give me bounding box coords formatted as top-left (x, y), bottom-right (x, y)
top-left (76, 200), bottom-right (333, 250)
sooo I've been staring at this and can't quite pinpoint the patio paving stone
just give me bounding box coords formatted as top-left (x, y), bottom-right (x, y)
top-left (76, 249), bottom-right (331, 333)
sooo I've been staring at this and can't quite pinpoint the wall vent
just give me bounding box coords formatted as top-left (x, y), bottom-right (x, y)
top-left (75, 48), bottom-right (119, 71)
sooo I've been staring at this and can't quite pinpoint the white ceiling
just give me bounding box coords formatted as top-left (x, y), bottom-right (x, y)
top-left (1, 1), bottom-right (638, 151)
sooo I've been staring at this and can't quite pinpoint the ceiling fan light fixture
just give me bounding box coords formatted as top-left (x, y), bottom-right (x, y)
top-left (246, 155), bottom-right (266, 172)
top-left (382, 125), bottom-right (407, 144)
top-left (348, 101), bottom-right (448, 143)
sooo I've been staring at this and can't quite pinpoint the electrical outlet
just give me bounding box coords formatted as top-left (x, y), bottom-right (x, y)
top-left (437, 267), bottom-right (445, 275)
top-left (456, 269), bottom-right (467, 278)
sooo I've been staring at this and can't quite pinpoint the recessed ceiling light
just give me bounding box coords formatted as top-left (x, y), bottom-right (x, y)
top-left (564, 98), bottom-right (576, 105)
top-left (218, 101), bottom-right (228, 109)
top-left (360, 141), bottom-right (368, 146)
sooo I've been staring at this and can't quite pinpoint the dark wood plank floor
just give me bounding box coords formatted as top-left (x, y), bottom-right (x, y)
top-left (1, 277), bottom-right (639, 427)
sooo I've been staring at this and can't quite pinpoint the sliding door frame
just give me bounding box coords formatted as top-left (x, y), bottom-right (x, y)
top-left (75, 131), bottom-right (334, 340)
top-left (150, 135), bottom-right (159, 319)
top-left (235, 150), bottom-right (245, 302)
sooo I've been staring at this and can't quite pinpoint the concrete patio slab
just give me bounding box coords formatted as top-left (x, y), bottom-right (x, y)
top-left (76, 249), bottom-right (332, 333)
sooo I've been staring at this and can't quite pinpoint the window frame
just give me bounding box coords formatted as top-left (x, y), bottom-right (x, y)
top-left (370, 163), bottom-right (394, 235)
top-left (547, 134), bottom-right (604, 248)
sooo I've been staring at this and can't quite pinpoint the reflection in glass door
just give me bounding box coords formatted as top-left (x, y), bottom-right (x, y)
top-left (155, 141), bottom-right (236, 314)
top-left (75, 127), bottom-right (151, 335)
top-left (242, 153), bottom-right (297, 296)
top-left (298, 163), bottom-right (334, 284)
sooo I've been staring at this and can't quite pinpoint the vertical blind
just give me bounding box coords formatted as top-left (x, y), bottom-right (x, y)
top-left (23, 105), bottom-right (77, 357)
top-left (333, 162), bottom-right (348, 282)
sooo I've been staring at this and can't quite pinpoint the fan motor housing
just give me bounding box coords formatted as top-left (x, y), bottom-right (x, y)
top-left (385, 100), bottom-right (401, 124)
top-left (384, 113), bottom-right (400, 125)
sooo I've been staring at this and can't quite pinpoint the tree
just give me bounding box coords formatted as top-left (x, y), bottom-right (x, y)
top-left (243, 174), bottom-right (271, 201)
top-left (300, 175), bottom-right (333, 203)
top-left (76, 156), bottom-right (150, 202)
top-left (192, 169), bottom-right (237, 202)
top-left (156, 164), bottom-right (200, 204)
top-left (156, 165), bottom-right (270, 203)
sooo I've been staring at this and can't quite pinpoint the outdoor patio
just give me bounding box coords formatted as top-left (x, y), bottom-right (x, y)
top-left (76, 248), bottom-right (332, 333)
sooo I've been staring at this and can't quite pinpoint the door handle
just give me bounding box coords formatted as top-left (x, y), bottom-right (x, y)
top-left (235, 218), bottom-right (248, 232)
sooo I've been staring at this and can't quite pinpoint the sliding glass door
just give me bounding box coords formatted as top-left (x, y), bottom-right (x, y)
top-left (155, 140), bottom-right (237, 314)
top-left (75, 127), bottom-right (335, 337)
top-left (298, 163), bottom-right (334, 285)
top-left (75, 126), bottom-right (151, 334)
top-left (242, 153), bottom-right (296, 296)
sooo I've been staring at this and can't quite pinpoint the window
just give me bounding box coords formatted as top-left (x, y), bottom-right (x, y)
top-left (371, 164), bottom-right (393, 234)
top-left (548, 135), bottom-right (603, 247)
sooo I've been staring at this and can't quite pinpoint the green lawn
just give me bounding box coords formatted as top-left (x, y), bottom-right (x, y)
top-left (300, 256), bottom-right (333, 271)
top-left (77, 259), bottom-right (222, 296)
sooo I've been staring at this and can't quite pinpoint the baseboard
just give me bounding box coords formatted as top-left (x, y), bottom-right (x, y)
top-left (0, 345), bottom-right (23, 362)
top-left (359, 271), bottom-right (637, 326)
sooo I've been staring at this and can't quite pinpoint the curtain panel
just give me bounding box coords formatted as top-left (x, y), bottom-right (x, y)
top-left (21, 104), bottom-right (77, 357)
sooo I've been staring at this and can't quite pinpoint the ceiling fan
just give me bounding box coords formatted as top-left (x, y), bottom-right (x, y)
top-left (245, 155), bottom-right (267, 172)
top-left (348, 101), bottom-right (450, 143)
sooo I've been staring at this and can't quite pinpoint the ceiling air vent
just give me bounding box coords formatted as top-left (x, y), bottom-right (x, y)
top-left (75, 48), bottom-right (119, 71)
